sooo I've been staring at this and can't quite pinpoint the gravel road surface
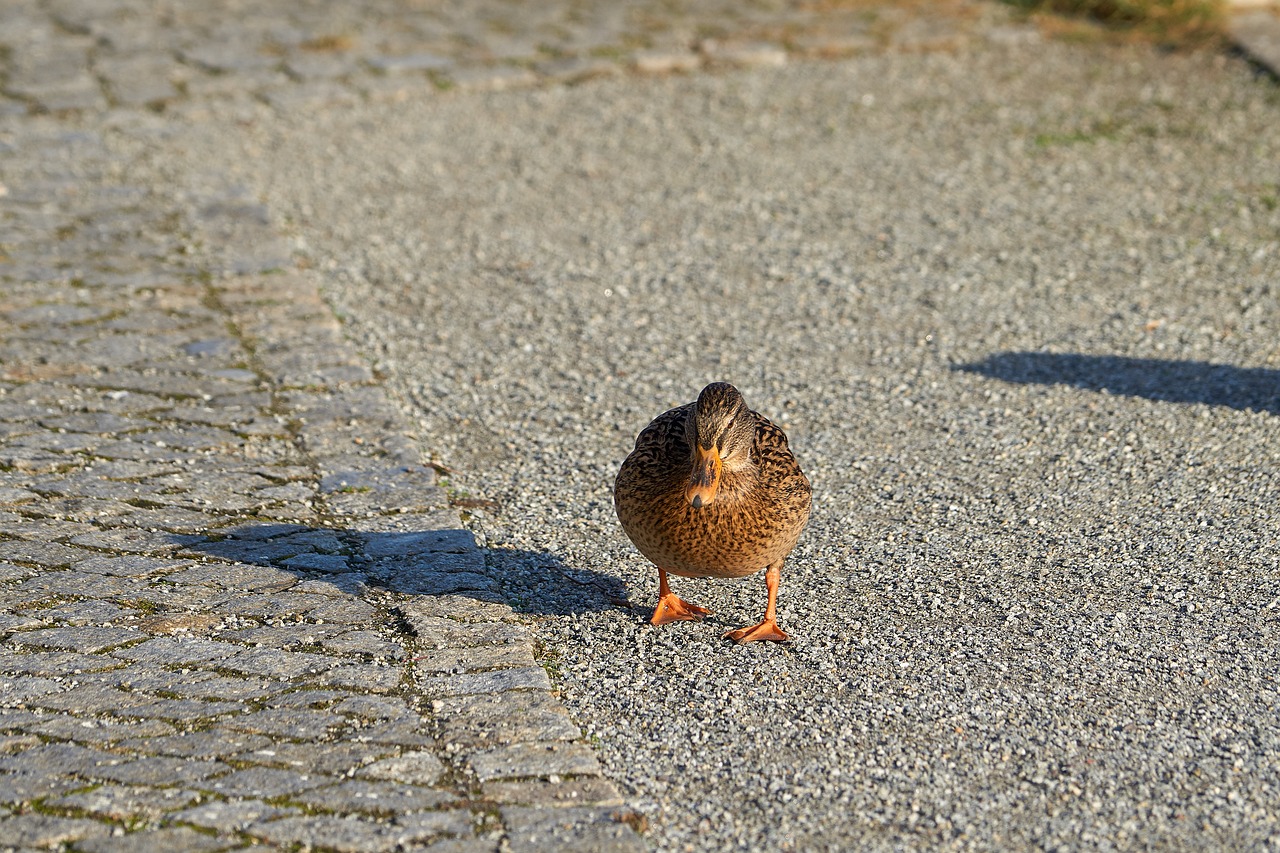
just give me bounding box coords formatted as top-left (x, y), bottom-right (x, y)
top-left (150, 34), bottom-right (1280, 851)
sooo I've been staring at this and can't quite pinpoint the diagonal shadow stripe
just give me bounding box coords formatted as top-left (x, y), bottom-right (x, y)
top-left (955, 352), bottom-right (1280, 415)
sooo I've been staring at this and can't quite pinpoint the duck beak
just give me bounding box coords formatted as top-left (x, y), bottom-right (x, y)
top-left (686, 445), bottom-right (721, 509)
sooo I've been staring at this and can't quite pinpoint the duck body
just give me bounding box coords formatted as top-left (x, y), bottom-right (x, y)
top-left (615, 401), bottom-right (810, 579)
top-left (614, 382), bottom-right (811, 642)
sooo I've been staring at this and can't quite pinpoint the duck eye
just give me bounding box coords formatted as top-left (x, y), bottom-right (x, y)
top-left (715, 417), bottom-right (736, 451)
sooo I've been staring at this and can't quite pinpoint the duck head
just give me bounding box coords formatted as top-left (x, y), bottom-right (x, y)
top-left (685, 382), bottom-right (755, 508)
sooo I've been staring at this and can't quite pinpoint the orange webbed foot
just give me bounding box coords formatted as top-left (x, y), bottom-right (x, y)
top-left (724, 620), bottom-right (789, 644)
top-left (650, 593), bottom-right (712, 625)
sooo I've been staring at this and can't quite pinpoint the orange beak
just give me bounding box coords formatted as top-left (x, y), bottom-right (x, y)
top-left (685, 444), bottom-right (722, 509)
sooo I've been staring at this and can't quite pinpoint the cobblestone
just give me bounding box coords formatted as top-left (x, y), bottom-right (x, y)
top-left (92, 756), bottom-right (229, 787)
top-left (169, 797), bottom-right (297, 832)
top-left (0, 812), bottom-right (113, 848)
top-left (234, 740), bottom-right (395, 775)
top-left (14, 626), bottom-right (141, 653)
top-left (484, 778), bottom-right (626, 809)
top-left (126, 730), bottom-right (273, 759)
top-left (469, 742), bottom-right (603, 784)
top-left (419, 667), bottom-right (553, 700)
top-left (358, 750), bottom-right (447, 786)
top-left (503, 806), bottom-right (643, 853)
top-left (49, 784), bottom-right (202, 820)
top-left (293, 779), bottom-right (458, 815)
top-left (249, 812), bottom-right (465, 853)
top-left (207, 766), bottom-right (335, 799)
top-left (76, 826), bottom-right (231, 853)
top-left (414, 643), bottom-right (537, 674)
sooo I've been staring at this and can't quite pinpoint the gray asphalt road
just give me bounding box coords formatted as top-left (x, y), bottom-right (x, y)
top-left (156, 36), bottom-right (1280, 851)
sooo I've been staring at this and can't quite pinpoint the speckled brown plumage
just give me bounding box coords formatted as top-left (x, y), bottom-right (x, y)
top-left (614, 382), bottom-right (811, 642)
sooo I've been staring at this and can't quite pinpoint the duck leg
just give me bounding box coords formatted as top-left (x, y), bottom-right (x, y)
top-left (650, 567), bottom-right (711, 625)
top-left (725, 562), bottom-right (789, 643)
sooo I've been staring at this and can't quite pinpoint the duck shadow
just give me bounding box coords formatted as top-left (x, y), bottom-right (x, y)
top-left (182, 523), bottom-right (631, 617)
top-left (955, 352), bottom-right (1279, 415)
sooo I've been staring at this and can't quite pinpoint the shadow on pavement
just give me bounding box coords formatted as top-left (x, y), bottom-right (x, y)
top-left (956, 352), bottom-right (1279, 415)
top-left (183, 524), bottom-right (631, 617)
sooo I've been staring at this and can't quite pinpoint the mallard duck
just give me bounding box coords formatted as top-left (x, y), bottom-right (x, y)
top-left (614, 382), bottom-right (811, 643)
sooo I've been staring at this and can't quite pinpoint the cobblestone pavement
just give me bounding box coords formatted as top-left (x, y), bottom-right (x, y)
top-left (0, 118), bottom-right (641, 850)
top-left (1, 1), bottom-right (1276, 851)
top-left (0, 0), bottom-right (1003, 117)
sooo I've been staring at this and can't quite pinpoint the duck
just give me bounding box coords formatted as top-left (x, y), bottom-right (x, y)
top-left (614, 382), bottom-right (811, 643)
